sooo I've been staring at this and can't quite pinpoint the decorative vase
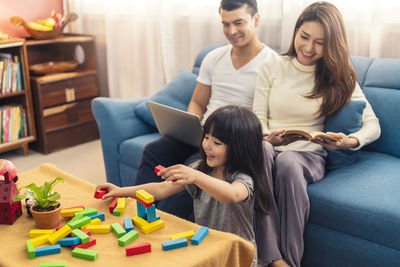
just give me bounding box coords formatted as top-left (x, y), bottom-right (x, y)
top-left (30, 203), bottom-right (62, 229)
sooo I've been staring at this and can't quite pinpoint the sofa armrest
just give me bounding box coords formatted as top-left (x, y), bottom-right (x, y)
top-left (91, 97), bottom-right (156, 186)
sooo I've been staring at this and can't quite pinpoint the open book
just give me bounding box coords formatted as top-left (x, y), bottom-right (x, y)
top-left (280, 129), bottom-right (340, 142)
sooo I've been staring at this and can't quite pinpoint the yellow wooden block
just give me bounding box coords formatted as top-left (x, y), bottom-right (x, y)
top-left (169, 230), bottom-right (195, 241)
top-left (116, 197), bottom-right (126, 212)
top-left (28, 234), bottom-right (51, 247)
top-left (48, 224), bottom-right (72, 245)
top-left (61, 207), bottom-right (84, 217)
top-left (28, 229), bottom-right (55, 238)
top-left (85, 224), bottom-right (111, 233)
top-left (136, 189), bottom-right (154, 204)
top-left (81, 218), bottom-right (102, 230)
top-left (141, 219), bottom-right (164, 234)
top-left (132, 216), bottom-right (149, 229)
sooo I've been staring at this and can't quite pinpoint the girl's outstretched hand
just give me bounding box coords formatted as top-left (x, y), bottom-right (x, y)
top-left (95, 183), bottom-right (121, 200)
top-left (312, 132), bottom-right (359, 150)
top-left (157, 164), bottom-right (200, 185)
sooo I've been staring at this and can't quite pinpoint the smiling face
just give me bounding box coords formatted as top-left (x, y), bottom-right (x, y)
top-left (294, 21), bottom-right (325, 65)
top-left (220, 4), bottom-right (259, 48)
top-left (202, 133), bottom-right (228, 172)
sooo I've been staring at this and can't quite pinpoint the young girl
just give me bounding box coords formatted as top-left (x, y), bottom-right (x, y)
top-left (252, 2), bottom-right (380, 267)
top-left (97, 105), bottom-right (269, 263)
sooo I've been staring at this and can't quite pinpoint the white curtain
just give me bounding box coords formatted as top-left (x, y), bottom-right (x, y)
top-left (65, 0), bottom-right (400, 99)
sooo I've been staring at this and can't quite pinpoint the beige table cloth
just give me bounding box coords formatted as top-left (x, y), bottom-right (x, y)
top-left (0, 163), bottom-right (255, 267)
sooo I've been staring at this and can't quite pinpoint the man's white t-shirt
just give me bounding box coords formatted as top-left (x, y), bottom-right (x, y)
top-left (197, 44), bottom-right (275, 124)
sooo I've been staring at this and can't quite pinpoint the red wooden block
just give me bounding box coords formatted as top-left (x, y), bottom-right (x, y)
top-left (82, 229), bottom-right (91, 236)
top-left (94, 190), bottom-right (108, 199)
top-left (154, 165), bottom-right (165, 174)
top-left (109, 197), bottom-right (119, 213)
top-left (126, 242), bottom-right (151, 256)
top-left (135, 196), bottom-right (153, 208)
top-left (71, 236), bottom-right (96, 249)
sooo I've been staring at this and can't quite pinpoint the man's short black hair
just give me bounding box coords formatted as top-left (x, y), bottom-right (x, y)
top-left (219, 0), bottom-right (258, 16)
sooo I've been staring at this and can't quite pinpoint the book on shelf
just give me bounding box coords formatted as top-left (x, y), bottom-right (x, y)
top-left (0, 105), bottom-right (27, 143)
top-left (0, 53), bottom-right (22, 94)
top-left (280, 129), bottom-right (340, 142)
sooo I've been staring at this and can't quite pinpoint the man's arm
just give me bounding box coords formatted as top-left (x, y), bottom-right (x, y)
top-left (187, 82), bottom-right (211, 121)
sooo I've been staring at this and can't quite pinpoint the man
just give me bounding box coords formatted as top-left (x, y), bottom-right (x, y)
top-left (135, 0), bottom-right (275, 220)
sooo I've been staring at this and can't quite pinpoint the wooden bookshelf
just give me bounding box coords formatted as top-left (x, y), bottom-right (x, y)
top-left (0, 38), bottom-right (36, 155)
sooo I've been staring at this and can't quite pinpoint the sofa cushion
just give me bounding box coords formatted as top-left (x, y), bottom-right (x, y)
top-left (134, 70), bottom-right (198, 128)
top-left (307, 151), bottom-right (400, 251)
top-left (119, 133), bottom-right (163, 168)
top-left (323, 100), bottom-right (366, 170)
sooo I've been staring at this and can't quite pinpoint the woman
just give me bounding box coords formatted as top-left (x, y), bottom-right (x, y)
top-left (252, 2), bottom-right (380, 267)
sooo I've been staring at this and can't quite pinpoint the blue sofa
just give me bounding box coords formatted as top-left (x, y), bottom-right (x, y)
top-left (92, 46), bottom-right (400, 266)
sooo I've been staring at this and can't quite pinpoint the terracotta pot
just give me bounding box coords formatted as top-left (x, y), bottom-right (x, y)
top-left (30, 203), bottom-right (62, 229)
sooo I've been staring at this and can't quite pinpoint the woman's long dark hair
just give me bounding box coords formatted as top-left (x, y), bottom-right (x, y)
top-left (284, 1), bottom-right (358, 117)
top-left (197, 105), bottom-right (269, 215)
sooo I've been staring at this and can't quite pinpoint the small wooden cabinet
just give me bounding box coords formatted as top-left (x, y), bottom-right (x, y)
top-left (0, 39), bottom-right (36, 155)
top-left (26, 34), bottom-right (99, 154)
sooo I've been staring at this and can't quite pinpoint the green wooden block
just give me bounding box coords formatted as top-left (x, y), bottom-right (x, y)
top-left (74, 208), bottom-right (98, 217)
top-left (111, 223), bottom-right (126, 238)
top-left (72, 248), bottom-right (98, 261)
top-left (68, 214), bottom-right (83, 225)
top-left (118, 230), bottom-right (138, 246)
top-left (68, 216), bottom-right (91, 229)
top-left (26, 240), bottom-right (35, 259)
top-left (113, 208), bottom-right (121, 216)
top-left (38, 262), bottom-right (67, 267)
top-left (71, 229), bottom-right (90, 244)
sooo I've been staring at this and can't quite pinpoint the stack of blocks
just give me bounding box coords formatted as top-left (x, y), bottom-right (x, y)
top-left (162, 226), bottom-right (209, 251)
top-left (132, 189), bottom-right (164, 234)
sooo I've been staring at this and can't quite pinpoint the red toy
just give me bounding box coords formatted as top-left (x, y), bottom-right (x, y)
top-left (154, 165), bottom-right (165, 174)
top-left (94, 189), bottom-right (108, 199)
top-left (0, 159), bottom-right (22, 225)
top-left (126, 242), bottom-right (151, 256)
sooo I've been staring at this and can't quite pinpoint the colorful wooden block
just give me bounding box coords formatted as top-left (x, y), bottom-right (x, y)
top-left (191, 226), bottom-right (209, 245)
top-left (71, 229), bottom-right (90, 244)
top-left (35, 244), bottom-right (61, 257)
top-left (85, 224), bottom-right (111, 233)
top-left (58, 237), bottom-right (81, 246)
top-left (61, 208), bottom-right (84, 217)
top-left (126, 242), bottom-right (151, 256)
top-left (170, 230), bottom-right (195, 241)
top-left (136, 200), bottom-right (147, 219)
top-left (67, 216), bottom-right (91, 229)
top-left (72, 248), bottom-right (98, 261)
top-left (94, 189), bottom-right (108, 199)
top-left (116, 197), bottom-right (126, 212)
top-left (123, 217), bottom-right (134, 232)
top-left (81, 218), bottom-right (102, 230)
top-left (74, 208), bottom-right (98, 217)
top-left (136, 189), bottom-right (154, 204)
top-left (82, 229), bottom-right (91, 236)
top-left (147, 204), bottom-right (157, 223)
top-left (38, 262), bottom-right (67, 267)
top-left (132, 216), bottom-right (149, 229)
top-left (88, 212), bottom-right (105, 221)
top-left (113, 208), bottom-right (121, 216)
top-left (26, 240), bottom-right (36, 259)
top-left (162, 238), bottom-right (188, 251)
top-left (29, 229), bottom-right (55, 238)
top-left (118, 230), bottom-right (139, 246)
top-left (154, 165), bottom-right (165, 174)
top-left (71, 236), bottom-right (96, 249)
top-left (109, 197), bottom-right (119, 213)
top-left (135, 196), bottom-right (153, 208)
top-left (141, 219), bottom-right (165, 234)
top-left (63, 205), bottom-right (85, 210)
top-left (111, 223), bottom-right (127, 238)
top-left (29, 234), bottom-right (51, 247)
top-left (67, 214), bottom-right (83, 225)
top-left (48, 225), bottom-right (72, 245)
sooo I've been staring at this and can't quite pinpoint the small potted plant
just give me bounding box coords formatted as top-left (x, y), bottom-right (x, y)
top-left (12, 177), bottom-right (64, 229)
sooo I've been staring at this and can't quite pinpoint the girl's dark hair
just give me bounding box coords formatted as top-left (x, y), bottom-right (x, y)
top-left (219, 0), bottom-right (258, 16)
top-left (284, 1), bottom-right (357, 117)
top-left (197, 105), bottom-right (269, 215)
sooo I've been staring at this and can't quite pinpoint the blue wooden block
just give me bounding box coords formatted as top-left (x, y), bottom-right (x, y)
top-left (35, 244), bottom-right (61, 257)
top-left (58, 237), bottom-right (81, 246)
top-left (137, 201), bottom-right (147, 219)
top-left (88, 212), bottom-right (105, 221)
top-left (162, 238), bottom-right (188, 251)
top-left (191, 226), bottom-right (209, 245)
top-left (123, 217), bottom-right (134, 232)
top-left (147, 204), bottom-right (157, 223)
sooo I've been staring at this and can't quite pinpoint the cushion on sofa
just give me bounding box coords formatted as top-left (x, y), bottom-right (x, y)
top-left (307, 151), bottom-right (400, 251)
top-left (134, 69), bottom-right (198, 128)
top-left (323, 100), bottom-right (366, 170)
